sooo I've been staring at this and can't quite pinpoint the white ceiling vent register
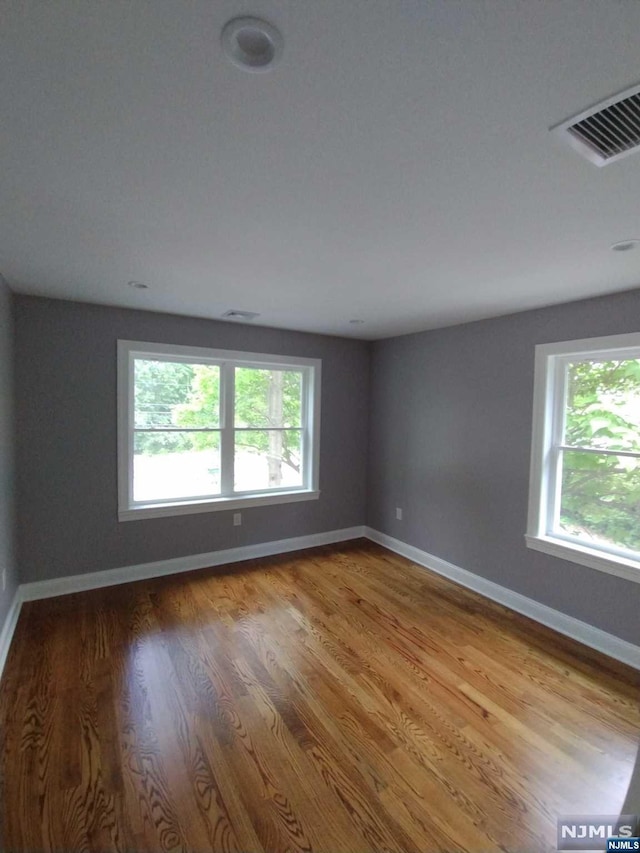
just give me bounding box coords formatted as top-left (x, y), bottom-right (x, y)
top-left (552, 82), bottom-right (640, 166)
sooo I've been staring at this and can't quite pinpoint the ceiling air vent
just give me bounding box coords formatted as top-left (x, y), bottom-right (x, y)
top-left (551, 82), bottom-right (640, 166)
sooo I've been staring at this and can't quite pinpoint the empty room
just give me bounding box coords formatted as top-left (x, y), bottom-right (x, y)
top-left (1, 2), bottom-right (640, 851)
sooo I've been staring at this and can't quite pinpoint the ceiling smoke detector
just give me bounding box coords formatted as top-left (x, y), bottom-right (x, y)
top-left (222, 309), bottom-right (260, 321)
top-left (221, 17), bottom-right (283, 72)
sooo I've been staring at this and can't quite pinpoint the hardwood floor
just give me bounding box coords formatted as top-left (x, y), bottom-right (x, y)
top-left (1, 540), bottom-right (638, 852)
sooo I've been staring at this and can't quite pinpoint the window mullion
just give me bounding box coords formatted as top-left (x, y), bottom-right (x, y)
top-left (133, 427), bottom-right (222, 433)
top-left (547, 358), bottom-right (569, 536)
top-left (558, 444), bottom-right (640, 459)
top-left (127, 351), bottom-right (135, 510)
top-left (547, 446), bottom-right (563, 535)
top-left (220, 363), bottom-right (235, 496)
top-left (301, 368), bottom-right (310, 488)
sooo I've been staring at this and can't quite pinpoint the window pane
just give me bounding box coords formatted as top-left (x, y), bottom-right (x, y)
top-left (134, 431), bottom-right (220, 502)
top-left (134, 360), bottom-right (219, 429)
top-left (564, 359), bottom-right (640, 451)
top-left (234, 368), bottom-right (302, 428)
top-left (557, 449), bottom-right (640, 553)
top-left (235, 429), bottom-right (303, 491)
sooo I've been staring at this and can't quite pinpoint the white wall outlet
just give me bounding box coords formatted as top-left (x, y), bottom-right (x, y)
top-left (233, 512), bottom-right (242, 527)
top-left (1, 568), bottom-right (5, 592)
top-left (395, 507), bottom-right (403, 520)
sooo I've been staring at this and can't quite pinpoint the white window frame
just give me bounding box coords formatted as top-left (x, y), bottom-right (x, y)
top-left (526, 331), bottom-right (640, 584)
top-left (117, 340), bottom-right (321, 521)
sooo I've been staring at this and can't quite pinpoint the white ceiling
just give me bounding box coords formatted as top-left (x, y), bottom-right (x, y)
top-left (2, 1), bottom-right (640, 340)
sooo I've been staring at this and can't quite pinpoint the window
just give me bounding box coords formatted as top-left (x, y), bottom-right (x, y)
top-left (117, 341), bottom-right (321, 520)
top-left (526, 332), bottom-right (640, 583)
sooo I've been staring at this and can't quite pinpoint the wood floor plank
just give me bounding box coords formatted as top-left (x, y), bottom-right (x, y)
top-left (1, 540), bottom-right (638, 852)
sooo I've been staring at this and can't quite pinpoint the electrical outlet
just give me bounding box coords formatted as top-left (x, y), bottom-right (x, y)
top-left (233, 512), bottom-right (242, 527)
top-left (1, 568), bottom-right (5, 593)
top-left (395, 507), bottom-right (403, 520)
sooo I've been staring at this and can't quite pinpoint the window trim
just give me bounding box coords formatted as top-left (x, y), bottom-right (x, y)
top-left (526, 331), bottom-right (640, 584)
top-left (117, 340), bottom-right (321, 521)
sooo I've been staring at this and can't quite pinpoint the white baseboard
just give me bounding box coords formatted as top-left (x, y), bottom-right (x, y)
top-left (2, 523), bottom-right (638, 685)
top-left (20, 526), bottom-right (367, 602)
top-left (0, 526), bottom-right (365, 683)
top-left (365, 527), bottom-right (640, 671)
top-left (0, 587), bottom-right (23, 683)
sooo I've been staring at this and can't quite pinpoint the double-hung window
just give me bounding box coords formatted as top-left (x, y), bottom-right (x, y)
top-left (118, 341), bottom-right (321, 520)
top-left (527, 332), bottom-right (640, 583)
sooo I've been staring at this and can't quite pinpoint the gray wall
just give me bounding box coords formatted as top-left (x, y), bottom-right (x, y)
top-left (12, 288), bottom-right (640, 647)
top-left (15, 296), bottom-right (370, 583)
top-left (0, 278), bottom-right (17, 634)
top-left (368, 288), bottom-right (640, 646)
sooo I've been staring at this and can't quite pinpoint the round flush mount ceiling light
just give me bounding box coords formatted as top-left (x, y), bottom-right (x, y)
top-left (610, 239), bottom-right (640, 252)
top-left (221, 17), bottom-right (283, 72)
top-left (349, 319), bottom-right (365, 325)
top-left (127, 280), bottom-right (149, 290)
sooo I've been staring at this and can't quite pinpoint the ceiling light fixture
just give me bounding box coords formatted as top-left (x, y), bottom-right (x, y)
top-left (127, 280), bottom-right (149, 289)
top-left (221, 17), bottom-right (283, 72)
top-left (349, 319), bottom-right (365, 325)
top-left (610, 239), bottom-right (640, 252)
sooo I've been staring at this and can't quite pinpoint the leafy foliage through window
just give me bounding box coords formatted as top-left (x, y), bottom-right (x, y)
top-left (118, 342), bottom-right (320, 517)
top-left (559, 359), bottom-right (640, 553)
top-left (528, 334), bottom-right (640, 579)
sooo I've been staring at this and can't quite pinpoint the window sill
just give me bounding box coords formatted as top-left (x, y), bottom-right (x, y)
top-left (525, 534), bottom-right (640, 584)
top-left (119, 489), bottom-right (320, 522)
